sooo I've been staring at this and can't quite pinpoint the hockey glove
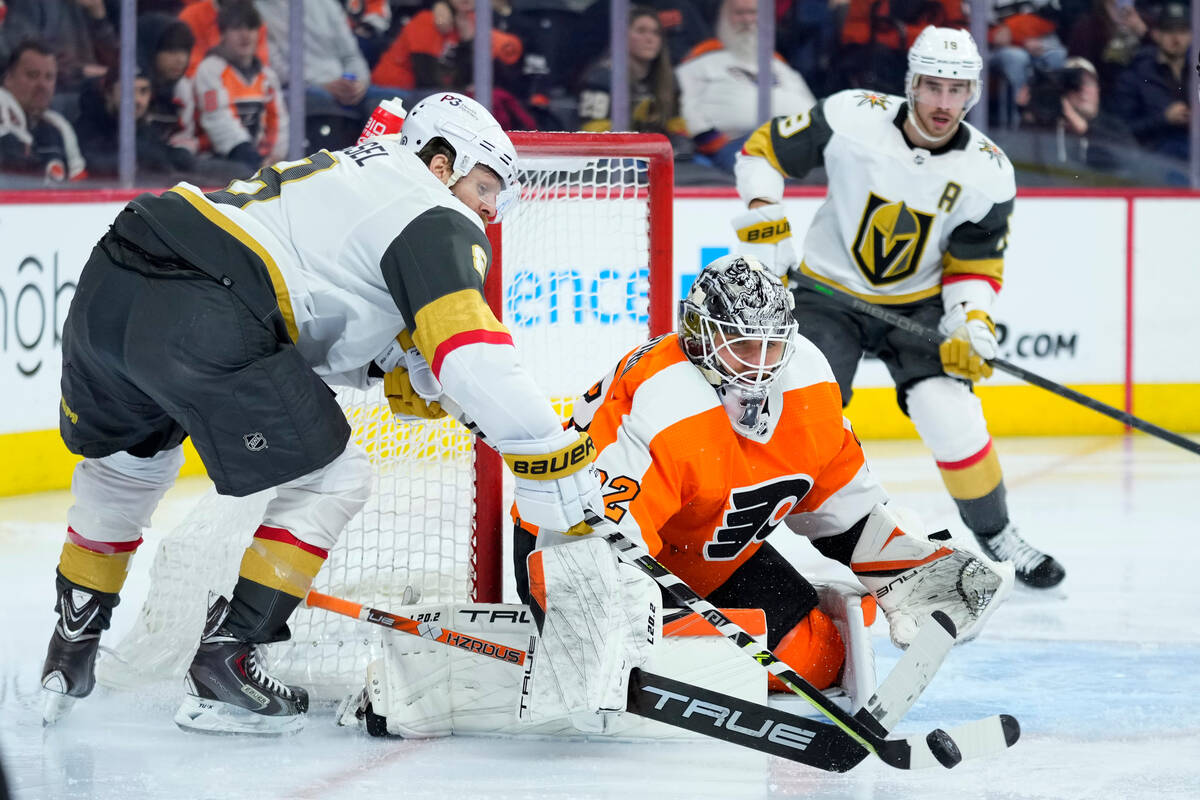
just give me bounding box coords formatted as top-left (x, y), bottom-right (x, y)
top-left (850, 503), bottom-right (1013, 649)
top-left (499, 429), bottom-right (604, 536)
top-left (731, 204), bottom-right (799, 281)
top-left (382, 331), bottom-right (447, 420)
top-left (938, 305), bottom-right (997, 382)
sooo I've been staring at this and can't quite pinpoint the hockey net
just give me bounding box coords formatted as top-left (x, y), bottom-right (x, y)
top-left (95, 133), bottom-right (674, 698)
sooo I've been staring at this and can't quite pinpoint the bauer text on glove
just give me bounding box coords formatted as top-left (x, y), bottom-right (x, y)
top-left (499, 429), bottom-right (605, 535)
top-left (731, 203), bottom-right (798, 280)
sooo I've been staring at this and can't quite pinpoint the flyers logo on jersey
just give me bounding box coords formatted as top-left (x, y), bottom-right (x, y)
top-left (704, 476), bottom-right (813, 561)
top-left (851, 193), bottom-right (935, 285)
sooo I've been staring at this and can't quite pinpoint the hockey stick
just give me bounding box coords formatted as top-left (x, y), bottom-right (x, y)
top-left (601, 525), bottom-right (1020, 770)
top-left (791, 271), bottom-right (1200, 457)
top-left (306, 590), bottom-right (532, 665)
top-left (305, 589), bottom-right (869, 772)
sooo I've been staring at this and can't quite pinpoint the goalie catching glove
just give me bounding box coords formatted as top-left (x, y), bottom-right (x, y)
top-left (500, 429), bottom-right (604, 536)
top-left (520, 535), bottom-right (661, 731)
top-left (850, 503), bottom-right (1013, 649)
top-left (731, 203), bottom-right (799, 280)
top-left (938, 304), bottom-right (998, 382)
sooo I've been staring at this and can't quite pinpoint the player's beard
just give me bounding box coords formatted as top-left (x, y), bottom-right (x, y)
top-left (717, 16), bottom-right (758, 63)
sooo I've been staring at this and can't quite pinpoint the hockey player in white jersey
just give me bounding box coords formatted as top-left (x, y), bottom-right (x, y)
top-left (730, 27), bottom-right (1065, 589)
top-left (40, 93), bottom-right (609, 734)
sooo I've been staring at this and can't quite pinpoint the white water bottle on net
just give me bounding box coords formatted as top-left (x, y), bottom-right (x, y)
top-left (96, 133), bottom-right (675, 699)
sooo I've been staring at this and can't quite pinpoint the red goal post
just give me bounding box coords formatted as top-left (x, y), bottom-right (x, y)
top-left (473, 132), bottom-right (675, 602)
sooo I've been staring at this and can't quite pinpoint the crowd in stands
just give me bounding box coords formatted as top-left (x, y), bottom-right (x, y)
top-left (0, 0), bottom-right (1193, 188)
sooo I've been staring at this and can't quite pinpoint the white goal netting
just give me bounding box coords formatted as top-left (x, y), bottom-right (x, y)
top-left (96, 134), bottom-right (674, 698)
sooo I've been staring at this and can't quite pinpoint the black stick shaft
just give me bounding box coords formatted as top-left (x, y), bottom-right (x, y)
top-left (792, 273), bottom-right (1200, 457)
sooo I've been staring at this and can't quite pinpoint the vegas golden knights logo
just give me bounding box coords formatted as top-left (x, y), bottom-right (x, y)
top-left (851, 193), bottom-right (935, 285)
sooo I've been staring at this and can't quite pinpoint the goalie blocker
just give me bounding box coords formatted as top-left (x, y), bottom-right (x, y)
top-left (338, 581), bottom-right (875, 739)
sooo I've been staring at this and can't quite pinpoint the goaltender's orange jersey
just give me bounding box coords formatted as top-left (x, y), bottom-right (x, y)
top-left (570, 333), bottom-right (888, 597)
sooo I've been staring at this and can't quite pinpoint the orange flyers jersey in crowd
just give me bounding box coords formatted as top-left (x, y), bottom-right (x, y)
top-left (570, 333), bottom-right (889, 597)
top-left (193, 55), bottom-right (287, 163)
top-left (180, 0), bottom-right (271, 78)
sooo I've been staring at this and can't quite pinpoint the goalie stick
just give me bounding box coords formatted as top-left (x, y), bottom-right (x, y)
top-left (599, 525), bottom-right (1020, 770)
top-left (305, 589), bottom-right (868, 771)
top-left (791, 271), bottom-right (1200, 457)
top-left (307, 586), bottom-right (1013, 770)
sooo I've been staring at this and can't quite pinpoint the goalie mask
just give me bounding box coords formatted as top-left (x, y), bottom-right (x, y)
top-left (399, 92), bottom-right (521, 221)
top-left (905, 26), bottom-right (983, 142)
top-left (679, 255), bottom-right (797, 432)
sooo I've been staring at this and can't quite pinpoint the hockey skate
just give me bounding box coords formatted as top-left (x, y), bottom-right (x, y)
top-left (174, 595), bottom-right (308, 736)
top-left (41, 585), bottom-right (108, 725)
top-left (974, 523), bottom-right (1065, 589)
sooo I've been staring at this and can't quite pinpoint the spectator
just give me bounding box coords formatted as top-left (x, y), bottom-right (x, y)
top-left (776, 0), bottom-right (847, 98)
top-left (194, 0), bottom-right (287, 173)
top-left (372, 0), bottom-right (523, 94)
top-left (138, 13), bottom-right (198, 167)
top-left (255, 0), bottom-right (395, 146)
top-left (1066, 0), bottom-right (1147, 96)
top-left (74, 65), bottom-right (195, 179)
top-left (0, 38), bottom-right (86, 182)
top-left (1008, 56), bottom-right (1141, 178)
top-left (839, 0), bottom-right (966, 50)
top-left (836, 0), bottom-right (966, 93)
top-left (372, 0), bottom-right (535, 129)
top-left (577, 6), bottom-right (690, 154)
top-left (578, 0), bottom-right (714, 67)
top-left (0, 0), bottom-right (118, 94)
top-left (1113, 2), bottom-right (1190, 162)
top-left (180, 0), bottom-right (271, 78)
top-left (491, 0), bottom-right (587, 128)
top-left (675, 0), bottom-right (815, 170)
top-left (989, 0), bottom-right (1068, 127)
top-left (342, 0), bottom-right (392, 68)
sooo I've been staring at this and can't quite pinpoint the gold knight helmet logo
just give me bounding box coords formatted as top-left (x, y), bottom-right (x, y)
top-left (851, 193), bottom-right (935, 285)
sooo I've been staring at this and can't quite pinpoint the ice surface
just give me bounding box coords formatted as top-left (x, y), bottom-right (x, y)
top-left (3, 435), bottom-right (1198, 799)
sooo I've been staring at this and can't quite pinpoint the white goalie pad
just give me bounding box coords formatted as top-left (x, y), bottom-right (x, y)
top-left (341, 602), bottom-right (769, 740)
top-left (340, 588), bottom-right (881, 740)
top-left (814, 580), bottom-right (877, 713)
top-left (519, 536), bottom-right (661, 730)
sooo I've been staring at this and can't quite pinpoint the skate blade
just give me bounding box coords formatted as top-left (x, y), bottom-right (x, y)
top-left (174, 695), bottom-right (305, 736)
top-left (42, 689), bottom-right (77, 726)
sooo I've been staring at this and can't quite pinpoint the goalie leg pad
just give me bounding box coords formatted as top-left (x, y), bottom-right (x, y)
top-left (850, 503), bottom-right (1013, 649)
top-left (522, 536), bottom-right (661, 729)
top-left (814, 580), bottom-right (877, 712)
top-left (343, 602), bottom-right (766, 740)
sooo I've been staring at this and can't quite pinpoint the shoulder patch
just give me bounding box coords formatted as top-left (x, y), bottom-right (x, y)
top-left (961, 128), bottom-right (1016, 202)
top-left (976, 138), bottom-right (1007, 168)
top-left (471, 243), bottom-right (488, 279)
top-left (822, 89), bottom-right (903, 135)
top-left (853, 90), bottom-right (894, 110)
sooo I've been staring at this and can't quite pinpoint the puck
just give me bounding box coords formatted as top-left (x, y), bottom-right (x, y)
top-left (927, 728), bottom-right (962, 768)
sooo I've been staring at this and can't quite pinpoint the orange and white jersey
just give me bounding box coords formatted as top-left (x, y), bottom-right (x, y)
top-left (572, 333), bottom-right (888, 596)
top-left (194, 54), bottom-right (288, 163)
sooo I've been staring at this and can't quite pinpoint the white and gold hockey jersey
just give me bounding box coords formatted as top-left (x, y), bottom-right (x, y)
top-left (129, 136), bottom-right (564, 446)
top-left (736, 89), bottom-right (1015, 305)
